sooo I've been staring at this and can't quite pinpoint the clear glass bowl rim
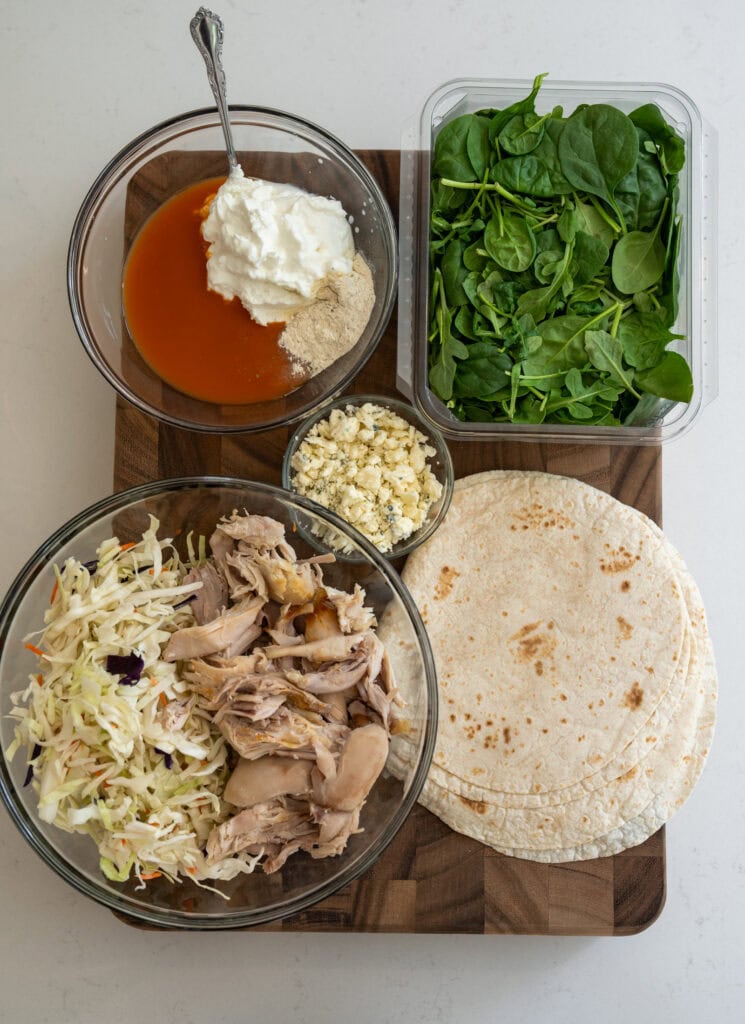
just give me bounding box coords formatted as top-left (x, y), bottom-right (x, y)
top-left (66, 105), bottom-right (399, 434)
top-left (0, 476), bottom-right (437, 929)
top-left (282, 393), bottom-right (455, 559)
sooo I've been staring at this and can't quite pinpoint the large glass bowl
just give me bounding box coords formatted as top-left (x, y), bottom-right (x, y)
top-left (67, 108), bottom-right (398, 432)
top-left (0, 479), bottom-right (436, 929)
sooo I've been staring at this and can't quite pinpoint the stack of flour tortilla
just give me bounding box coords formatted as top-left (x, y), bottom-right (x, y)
top-left (384, 471), bottom-right (716, 862)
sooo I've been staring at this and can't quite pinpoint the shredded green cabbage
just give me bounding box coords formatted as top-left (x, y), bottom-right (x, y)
top-left (8, 517), bottom-right (260, 893)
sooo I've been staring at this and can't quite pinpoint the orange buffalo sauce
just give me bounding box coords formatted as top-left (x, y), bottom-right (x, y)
top-left (122, 177), bottom-right (301, 404)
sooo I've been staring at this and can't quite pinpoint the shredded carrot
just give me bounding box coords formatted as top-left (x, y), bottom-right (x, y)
top-left (36, 674), bottom-right (43, 686)
top-left (159, 692), bottom-right (168, 708)
top-left (50, 580), bottom-right (59, 604)
top-left (183, 897), bottom-right (195, 911)
top-left (186, 866), bottom-right (197, 875)
top-left (150, 677), bottom-right (158, 687)
top-left (24, 643), bottom-right (44, 657)
top-left (150, 821), bottom-right (160, 827)
top-left (148, 568), bottom-right (154, 575)
top-left (120, 839), bottom-right (127, 846)
top-left (103, 781), bottom-right (111, 788)
top-left (120, 542), bottom-right (137, 552)
top-left (140, 871), bottom-right (162, 881)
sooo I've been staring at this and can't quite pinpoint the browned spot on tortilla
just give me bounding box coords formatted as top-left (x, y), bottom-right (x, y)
top-left (646, 735), bottom-right (656, 743)
top-left (535, 660), bottom-right (544, 676)
top-left (623, 681), bottom-right (644, 709)
top-left (577, 735), bottom-right (585, 742)
top-left (559, 692), bottom-right (567, 701)
top-left (526, 716), bottom-right (532, 724)
top-left (542, 728), bottom-right (549, 734)
top-left (587, 702), bottom-right (594, 710)
top-left (476, 693), bottom-right (482, 703)
top-left (621, 580), bottom-right (631, 592)
top-left (486, 719), bottom-right (493, 727)
top-left (464, 712), bottom-right (471, 721)
top-left (547, 621), bottom-right (555, 630)
top-left (503, 726), bottom-right (511, 744)
top-left (449, 714), bottom-right (456, 722)
top-left (472, 766), bottom-right (485, 776)
top-left (646, 666), bottom-right (654, 674)
top-left (502, 610), bottom-right (508, 617)
top-left (621, 766), bottom-right (638, 781)
top-left (509, 620), bottom-right (558, 669)
top-left (468, 635), bottom-right (474, 642)
top-left (511, 505), bottom-right (575, 531)
top-left (458, 796), bottom-right (487, 814)
top-left (617, 616), bottom-right (633, 640)
top-left (560, 718), bottom-right (567, 724)
top-left (600, 545), bottom-right (640, 574)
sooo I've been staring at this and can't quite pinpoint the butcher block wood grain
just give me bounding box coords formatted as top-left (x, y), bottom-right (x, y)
top-left (113, 150), bottom-right (665, 935)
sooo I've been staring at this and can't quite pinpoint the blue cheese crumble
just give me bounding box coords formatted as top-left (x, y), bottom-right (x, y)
top-left (290, 402), bottom-right (443, 553)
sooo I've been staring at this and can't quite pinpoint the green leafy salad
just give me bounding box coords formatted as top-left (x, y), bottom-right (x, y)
top-left (428, 74), bottom-right (691, 426)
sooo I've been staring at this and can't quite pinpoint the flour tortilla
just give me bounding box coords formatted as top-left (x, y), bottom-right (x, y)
top-left (386, 471), bottom-right (716, 860)
top-left (399, 472), bottom-right (689, 799)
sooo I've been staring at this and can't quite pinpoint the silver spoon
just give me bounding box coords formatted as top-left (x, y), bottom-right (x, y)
top-left (190, 7), bottom-right (239, 174)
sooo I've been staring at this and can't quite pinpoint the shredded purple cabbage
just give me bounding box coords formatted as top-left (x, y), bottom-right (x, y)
top-left (105, 653), bottom-right (144, 686)
top-left (23, 743), bottom-right (42, 787)
top-left (154, 747), bottom-right (173, 769)
top-left (174, 594), bottom-right (198, 609)
top-left (82, 558), bottom-right (98, 573)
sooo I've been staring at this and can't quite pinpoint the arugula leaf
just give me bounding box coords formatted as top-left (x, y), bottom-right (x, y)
top-left (584, 329), bottom-right (638, 394)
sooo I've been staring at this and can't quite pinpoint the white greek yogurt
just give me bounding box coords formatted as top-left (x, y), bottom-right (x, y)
top-left (201, 167), bottom-right (354, 325)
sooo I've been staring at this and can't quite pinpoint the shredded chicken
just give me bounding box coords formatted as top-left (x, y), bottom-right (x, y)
top-left (183, 563), bottom-right (228, 624)
top-left (167, 509), bottom-right (404, 875)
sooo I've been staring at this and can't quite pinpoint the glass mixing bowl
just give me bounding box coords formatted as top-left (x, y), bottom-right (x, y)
top-left (0, 479), bottom-right (436, 929)
top-left (67, 108), bottom-right (398, 432)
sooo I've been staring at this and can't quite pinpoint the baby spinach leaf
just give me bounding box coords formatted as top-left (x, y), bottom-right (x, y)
top-left (611, 225), bottom-right (666, 293)
top-left (571, 230), bottom-right (610, 286)
top-left (452, 342), bottom-right (512, 398)
top-left (522, 315), bottom-right (591, 375)
top-left (573, 197), bottom-right (617, 248)
top-left (463, 240), bottom-right (490, 271)
top-left (558, 206), bottom-right (578, 243)
top-left (486, 72), bottom-right (548, 141)
top-left (636, 351), bottom-right (693, 402)
top-left (617, 312), bottom-right (678, 370)
top-left (433, 115), bottom-right (478, 180)
top-left (466, 116), bottom-right (492, 179)
top-left (629, 103), bottom-right (686, 175)
top-left (499, 112), bottom-right (545, 155)
top-left (534, 249), bottom-right (565, 283)
top-left (441, 239), bottom-right (469, 306)
top-left (558, 105), bottom-right (638, 215)
top-left (484, 214), bottom-right (536, 272)
top-left (615, 129), bottom-right (667, 231)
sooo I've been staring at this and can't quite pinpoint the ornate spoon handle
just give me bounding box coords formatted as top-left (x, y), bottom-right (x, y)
top-left (190, 7), bottom-right (239, 174)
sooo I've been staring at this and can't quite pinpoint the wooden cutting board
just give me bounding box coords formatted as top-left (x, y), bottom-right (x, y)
top-left (114, 150), bottom-right (665, 935)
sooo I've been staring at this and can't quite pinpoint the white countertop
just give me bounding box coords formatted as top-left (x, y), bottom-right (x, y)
top-left (1, 1), bottom-right (743, 1020)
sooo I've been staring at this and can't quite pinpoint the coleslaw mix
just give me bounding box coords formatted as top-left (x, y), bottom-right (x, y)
top-left (7, 518), bottom-right (260, 890)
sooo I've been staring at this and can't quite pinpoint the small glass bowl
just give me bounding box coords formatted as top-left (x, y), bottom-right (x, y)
top-left (0, 478), bottom-right (437, 929)
top-left (282, 394), bottom-right (454, 560)
top-left (67, 107), bottom-right (398, 433)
